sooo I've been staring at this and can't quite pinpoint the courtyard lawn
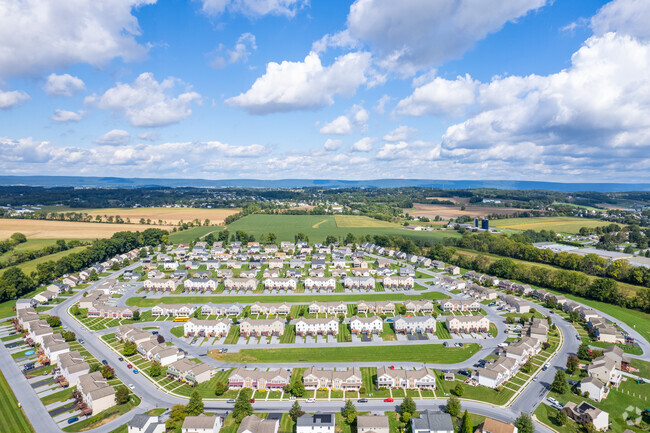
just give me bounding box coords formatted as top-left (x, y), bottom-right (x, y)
top-left (0, 371), bottom-right (34, 433)
top-left (380, 323), bottom-right (397, 341)
top-left (170, 326), bottom-right (184, 338)
top-left (209, 343), bottom-right (480, 363)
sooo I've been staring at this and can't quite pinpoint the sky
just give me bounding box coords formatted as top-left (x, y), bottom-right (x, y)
top-left (1, 0), bottom-right (649, 183)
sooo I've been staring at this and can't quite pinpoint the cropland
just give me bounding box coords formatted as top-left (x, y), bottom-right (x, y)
top-left (489, 216), bottom-right (609, 233)
top-left (0, 219), bottom-right (168, 239)
top-left (407, 202), bottom-right (529, 219)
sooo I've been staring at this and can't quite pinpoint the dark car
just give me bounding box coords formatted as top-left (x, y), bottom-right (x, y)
top-left (458, 370), bottom-right (470, 377)
top-left (358, 398), bottom-right (368, 403)
top-left (118, 357), bottom-right (124, 362)
top-left (101, 360), bottom-right (108, 365)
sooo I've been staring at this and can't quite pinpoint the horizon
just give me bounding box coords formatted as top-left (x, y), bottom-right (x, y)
top-left (1, 1), bottom-right (649, 182)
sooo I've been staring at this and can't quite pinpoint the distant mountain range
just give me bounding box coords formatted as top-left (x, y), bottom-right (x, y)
top-left (0, 175), bottom-right (648, 192)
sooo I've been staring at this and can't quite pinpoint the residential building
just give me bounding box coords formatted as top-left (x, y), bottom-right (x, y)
top-left (304, 277), bottom-right (336, 291)
top-left (59, 351), bottom-right (90, 386)
top-left (182, 414), bottom-right (222, 433)
top-left (167, 359), bottom-right (215, 385)
top-left (128, 414), bottom-right (165, 433)
top-left (411, 411), bottom-right (454, 433)
top-left (404, 300), bottom-right (434, 314)
top-left (349, 316), bottom-right (383, 334)
top-left (499, 295), bottom-right (530, 314)
top-left (357, 300), bottom-right (395, 315)
top-left (184, 278), bottom-right (219, 291)
top-left (376, 366), bottom-right (436, 389)
top-left (295, 318), bottom-right (339, 336)
top-left (250, 302), bottom-right (291, 316)
top-left (562, 401), bottom-right (609, 431)
top-left (343, 276), bottom-right (375, 289)
top-left (228, 368), bottom-right (290, 390)
top-left (588, 356), bottom-right (622, 387)
top-left (393, 315), bottom-right (437, 334)
top-left (143, 278), bottom-right (179, 291)
top-left (302, 367), bottom-right (362, 390)
top-left (383, 276), bottom-right (415, 290)
top-left (78, 371), bottom-right (116, 414)
top-left (479, 418), bottom-right (517, 433)
top-left (184, 318), bottom-right (231, 338)
top-left (446, 315), bottom-right (490, 333)
top-left (297, 413), bottom-right (336, 433)
top-left (224, 278), bottom-right (258, 291)
top-left (308, 301), bottom-right (347, 315)
top-left (151, 304), bottom-right (196, 318)
top-left (440, 299), bottom-right (481, 312)
top-left (239, 318), bottom-right (285, 337)
top-left (201, 303), bottom-right (243, 316)
top-left (358, 415), bottom-right (390, 433)
top-left (578, 377), bottom-right (608, 402)
top-left (237, 415), bottom-right (279, 433)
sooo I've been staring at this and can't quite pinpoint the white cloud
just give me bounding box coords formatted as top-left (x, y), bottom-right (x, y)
top-left (226, 51), bottom-right (372, 114)
top-left (0, 89), bottom-right (29, 109)
top-left (383, 125), bottom-right (417, 142)
top-left (312, 30), bottom-right (357, 53)
top-left (396, 74), bottom-right (478, 117)
top-left (374, 95), bottom-right (391, 114)
top-left (138, 131), bottom-right (160, 141)
top-left (94, 129), bottom-right (131, 145)
top-left (44, 74), bottom-right (86, 97)
top-left (199, 0), bottom-right (307, 17)
top-left (320, 116), bottom-right (352, 135)
top-left (0, 0), bottom-right (156, 79)
top-left (324, 139), bottom-right (342, 151)
top-left (212, 33), bottom-right (257, 68)
top-left (352, 104), bottom-right (369, 124)
top-left (88, 72), bottom-right (202, 127)
top-left (51, 109), bottom-right (83, 122)
top-left (591, 0), bottom-right (650, 39)
top-left (352, 137), bottom-right (375, 152)
top-left (342, 0), bottom-right (546, 75)
top-left (376, 141), bottom-right (409, 160)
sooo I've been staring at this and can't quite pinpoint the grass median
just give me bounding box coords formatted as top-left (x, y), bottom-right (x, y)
top-left (208, 343), bottom-right (481, 363)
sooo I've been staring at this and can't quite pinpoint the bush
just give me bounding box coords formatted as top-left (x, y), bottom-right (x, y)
top-left (116, 386), bottom-right (130, 404)
top-left (453, 383), bottom-right (464, 397)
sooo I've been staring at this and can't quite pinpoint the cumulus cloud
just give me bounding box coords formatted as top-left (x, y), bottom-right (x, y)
top-left (44, 74), bottom-right (86, 97)
top-left (337, 0), bottom-right (547, 75)
top-left (352, 137), bottom-right (375, 152)
top-left (320, 116), bottom-right (352, 135)
top-left (94, 129), bottom-right (131, 145)
top-left (312, 30), bottom-right (357, 53)
top-left (0, 89), bottom-right (30, 109)
top-left (324, 138), bottom-right (342, 151)
top-left (137, 131), bottom-right (160, 141)
top-left (436, 33), bottom-right (650, 177)
top-left (226, 51), bottom-right (372, 114)
top-left (51, 109), bottom-right (84, 122)
top-left (87, 72), bottom-right (202, 127)
top-left (199, 0), bottom-right (307, 17)
top-left (374, 95), bottom-right (391, 114)
top-left (396, 74), bottom-right (478, 117)
top-left (212, 33), bottom-right (257, 68)
top-left (0, 0), bottom-right (156, 79)
top-left (591, 0), bottom-right (650, 39)
top-left (383, 125), bottom-right (417, 142)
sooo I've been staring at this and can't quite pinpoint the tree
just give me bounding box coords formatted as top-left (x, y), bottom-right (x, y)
top-left (186, 390), bottom-right (204, 416)
top-left (123, 341), bottom-right (136, 356)
top-left (62, 331), bottom-right (76, 342)
top-left (462, 410), bottom-right (473, 433)
top-left (70, 305), bottom-right (80, 316)
top-left (111, 261), bottom-right (120, 271)
top-left (46, 315), bottom-right (61, 328)
top-left (215, 382), bottom-right (227, 396)
top-left (566, 355), bottom-right (579, 373)
top-left (167, 404), bottom-right (188, 430)
top-left (89, 269), bottom-right (99, 281)
top-left (233, 388), bottom-right (253, 421)
top-left (342, 400), bottom-right (357, 424)
top-left (89, 363), bottom-right (101, 373)
top-left (454, 383), bottom-right (464, 396)
top-left (101, 365), bottom-right (115, 379)
top-left (292, 380), bottom-right (305, 397)
top-left (132, 310), bottom-right (140, 321)
top-left (325, 235), bottom-right (337, 245)
top-left (551, 370), bottom-right (568, 394)
top-left (400, 396), bottom-right (417, 416)
top-left (149, 361), bottom-right (162, 377)
top-left (116, 386), bottom-right (130, 404)
top-left (577, 343), bottom-right (592, 360)
top-left (555, 410), bottom-right (568, 426)
top-left (445, 396), bottom-right (461, 417)
top-left (289, 401), bottom-right (305, 421)
top-left (10, 232), bottom-right (27, 244)
top-left (514, 413), bottom-right (534, 433)
top-left (156, 334), bottom-right (165, 344)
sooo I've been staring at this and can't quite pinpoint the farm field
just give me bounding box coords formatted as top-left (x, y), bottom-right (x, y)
top-left (0, 245), bottom-right (87, 277)
top-left (0, 370), bottom-right (34, 433)
top-left (168, 226), bottom-right (224, 243)
top-left (227, 214), bottom-right (460, 242)
top-left (0, 219), bottom-right (168, 240)
top-left (125, 291), bottom-right (450, 307)
top-left (489, 216), bottom-right (607, 233)
top-left (71, 207), bottom-right (240, 225)
top-left (407, 202), bottom-right (529, 219)
top-left (209, 342), bottom-right (481, 363)
top-left (0, 238), bottom-right (85, 265)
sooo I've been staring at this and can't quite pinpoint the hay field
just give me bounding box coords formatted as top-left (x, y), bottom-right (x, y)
top-left (334, 215), bottom-right (400, 228)
top-left (407, 202), bottom-right (528, 219)
top-left (490, 217), bottom-right (608, 234)
top-left (0, 219), bottom-right (169, 240)
top-left (74, 207), bottom-right (240, 225)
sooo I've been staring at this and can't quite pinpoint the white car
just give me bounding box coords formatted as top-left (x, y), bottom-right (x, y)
top-left (305, 398), bottom-right (316, 403)
top-left (128, 384), bottom-right (135, 390)
top-left (547, 397), bottom-right (559, 406)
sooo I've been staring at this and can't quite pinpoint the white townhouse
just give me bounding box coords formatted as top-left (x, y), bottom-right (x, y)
top-left (263, 278), bottom-right (297, 291)
top-left (376, 366), bottom-right (437, 389)
top-left (250, 302), bottom-right (291, 316)
top-left (440, 299), bottom-right (481, 312)
top-left (343, 276), bottom-right (375, 289)
top-left (349, 315), bottom-right (383, 335)
top-left (295, 317), bottom-right (339, 336)
top-left (223, 278), bottom-right (258, 291)
top-left (184, 278), bottom-right (219, 291)
top-left (151, 303), bottom-right (196, 318)
top-left (308, 301), bottom-right (347, 315)
top-left (144, 278), bottom-right (179, 291)
top-left (184, 318), bottom-right (231, 338)
top-left (393, 315), bottom-right (437, 334)
top-left (383, 276), bottom-right (415, 290)
top-left (304, 277), bottom-right (337, 291)
top-left (201, 303), bottom-right (243, 316)
top-left (446, 315), bottom-right (491, 333)
top-left (404, 300), bottom-right (434, 314)
top-left (302, 367), bottom-right (362, 390)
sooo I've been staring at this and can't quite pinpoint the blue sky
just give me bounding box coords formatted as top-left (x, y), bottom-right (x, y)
top-left (1, 0), bottom-right (649, 182)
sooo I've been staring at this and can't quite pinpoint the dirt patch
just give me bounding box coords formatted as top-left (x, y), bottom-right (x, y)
top-left (311, 219), bottom-right (328, 229)
top-left (407, 203), bottom-right (528, 219)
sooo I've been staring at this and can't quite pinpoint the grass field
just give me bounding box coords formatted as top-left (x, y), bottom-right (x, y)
top-left (407, 202), bottom-right (529, 219)
top-left (0, 219), bottom-right (169, 240)
top-left (0, 238), bottom-right (86, 265)
top-left (126, 291), bottom-right (449, 307)
top-left (0, 245), bottom-right (87, 277)
top-left (168, 226), bottom-right (224, 243)
top-left (227, 214), bottom-right (460, 243)
top-left (0, 370), bottom-right (34, 433)
top-left (489, 217), bottom-right (608, 234)
top-left (208, 343), bottom-right (480, 363)
top-left (70, 207), bottom-right (240, 225)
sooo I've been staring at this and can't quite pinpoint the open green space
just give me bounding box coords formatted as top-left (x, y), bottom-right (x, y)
top-left (168, 226), bottom-right (224, 243)
top-left (209, 343), bottom-right (480, 363)
top-left (126, 291), bottom-right (449, 308)
top-left (490, 216), bottom-right (608, 234)
top-left (226, 214), bottom-right (460, 243)
top-left (0, 245), bottom-right (87, 277)
top-left (0, 370), bottom-right (34, 433)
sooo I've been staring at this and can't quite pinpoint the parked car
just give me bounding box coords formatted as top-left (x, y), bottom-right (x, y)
top-left (127, 364), bottom-right (132, 369)
top-left (358, 398), bottom-right (368, 403)
top-left (101, 360), bottom-right (108, 365)
top-left (227, 399), bottom-right (236, 404)
top-left (133, 369), bottom-right (139, 374)
top-left (118, 357), bottom-right (124, 362)
top-left (547, 397), bottom-right (559, 406)
top-left (384, 398), bottom-right (394, 403)
top-left (458, 370), bottom-right (470, 377)
top-left (533, 376), bottom-right (539, 381)
top-left (305, 398), bottom-right (316, 403)
top-left (128, 384), bottom-right (135, 390)
top-left (250, 398), bottom-right (255, 403)
top-left (68, 417), bottom-right (79, 424)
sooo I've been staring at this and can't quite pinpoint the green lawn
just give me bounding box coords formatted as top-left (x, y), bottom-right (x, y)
top-left (0, 370), bottom-right (34, 433)
top-left (380, 323), bottom-right (397, 341)
top-left (490, 216), bottom-right (608, 234)
top-left (168, 226), bottom-right (224, 243)
top-left (126, 291), bottom-right (449, 308)
top-left (210, 343), bottom-right (480, 363)
top-left (226, 214), bottom-right (460, 243)
top-left (63, 394), bottom-right (141, 432)
top-left (631, 358), bottom-right (650, 380)
top-left (0, 245), bottom-right (88, 277)
top-left (170, 325), bottom-right (184, 338)
top-left (40, 386), bottom-right (76, 406)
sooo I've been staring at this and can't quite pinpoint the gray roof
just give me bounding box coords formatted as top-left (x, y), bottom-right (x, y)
top-left (129, 414), bottom-right (155, 429)
top-left (297, 413), bottom-right (335, 428)
top-left (411, 411), bottom-right (453, 432)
